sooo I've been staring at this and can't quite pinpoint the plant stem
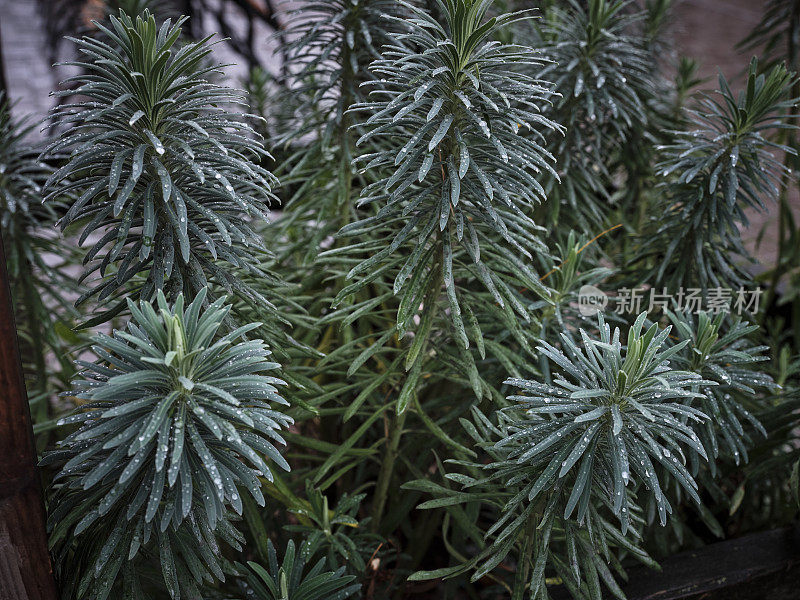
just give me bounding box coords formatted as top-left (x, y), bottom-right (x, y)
top-left (371, 244), bottom-right (445, 531)
top-left (511, 509), bottom-right (539, 600)
top-left (334, 37), bottom-right (356, 348)
top-left (370, 409), bottom-right (407, 532)
top-left (336, 32), bottom-right (355, 229)
top-left (410, 507), bottom-right (441, 568)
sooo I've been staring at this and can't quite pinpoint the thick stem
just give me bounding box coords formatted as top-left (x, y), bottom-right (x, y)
top-left (370, 409), bottom-right (408, 532)
top-left (336, 39), bottom-right (355, 229)
top-left (333, 36), bottom-right (357, 348)
top-left (512, 510), bottom-right (539, 600)
top-left (371, 247), bottom-right (445, 532)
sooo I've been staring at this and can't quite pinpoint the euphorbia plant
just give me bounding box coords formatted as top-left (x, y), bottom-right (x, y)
top-left (39, 9), bottom-right (302, 600)
top-left (43, 291), bottom-right (293, 598)
top-left (7, 0), bottom-right (798, 599)
top-left (42, 11), bottom-right (278, 324)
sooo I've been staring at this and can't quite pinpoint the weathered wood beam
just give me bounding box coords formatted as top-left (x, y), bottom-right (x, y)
top-left (0, 229), bottom-right (58, 600)
top-left (624, 526), bottom-right (800, 600)
top-left (548, 526), bottom-right (800, 600)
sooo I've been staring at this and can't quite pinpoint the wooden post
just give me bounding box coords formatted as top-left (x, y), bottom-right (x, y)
top-left (0, 18), bottom-right (8, 94)
top-left (0, 229), bottom-right (58, 600)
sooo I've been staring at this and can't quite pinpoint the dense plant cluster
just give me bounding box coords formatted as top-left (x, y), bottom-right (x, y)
top-left (2, 0), bottom-right (800, 599)
top-left (42, 291), bottom-right (293, 598)
top-left (640, 59), bottom-right (796, 289)
top-left (535, 0), bottom-right (654, 229)
top-left (0, 93), bottom-right (80, 447)
top-left (42, 11), bottom-right (277, 323)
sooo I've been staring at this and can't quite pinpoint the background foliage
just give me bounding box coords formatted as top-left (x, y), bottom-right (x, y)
top-left (2, 0), bottom-right (800, 599)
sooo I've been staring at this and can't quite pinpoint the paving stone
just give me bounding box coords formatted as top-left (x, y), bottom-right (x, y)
top-left (0, 0), bottom-right (55, 131)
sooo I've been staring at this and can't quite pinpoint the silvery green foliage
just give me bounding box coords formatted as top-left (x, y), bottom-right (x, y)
top-left (534, 230), bottom-right (614, 326)
top-left (242, 539), bottom-right (360, 600)
top-left (341, 0), bottom-right (561, 346)
top-left (642, 59), bottom-right (797, 289)
top-left (279, 0), bottom-right (400, 143)
top-left (244, 66), bottom-right (274, 140)
top-left (540, 0), bottom-right (651, 141)
top-left (1, 95), bottom-right (52, 236)
top-left (0, 94), bottom-right (68, 294)
top-left (43, 290), bottom-right (292, 599)
top-left (31, 2), bottom-right (796, 598)
top-left (410, 404), bottom-right (657, 600)
top-left (536, 0), bottom-right (653, 228)
top-left (269, 0), bottom-right (402, 260)
top-left (503, 313), bottom-right (710, 530)
top-left (42, 11), bottom-right (277, 320)
top-left (0, 94), bottom-right (79, 404)
top-left (409, 314), bottom-right (718, 599)
top-left (285, 482), bottom-right (380, 575)
top-left (665, 310), bottom-right (772, 468)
